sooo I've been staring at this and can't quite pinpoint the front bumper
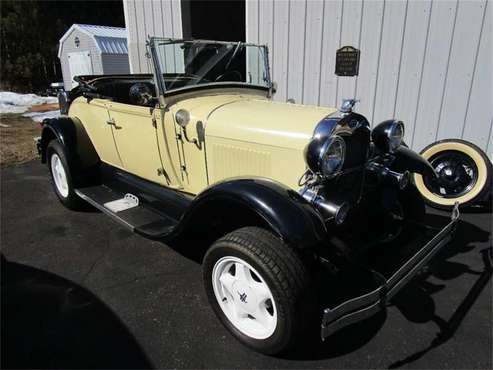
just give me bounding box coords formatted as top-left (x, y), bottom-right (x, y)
top-left (321, 203), bottom-right (460, 340)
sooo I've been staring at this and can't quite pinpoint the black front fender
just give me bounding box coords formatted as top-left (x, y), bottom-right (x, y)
top-left (174, 178), bottom-right (328, 249)
top-left (393, 146), bottom-right (437, 179)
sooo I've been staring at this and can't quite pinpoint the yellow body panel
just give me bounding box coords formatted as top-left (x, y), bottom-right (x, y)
top-left (154, 109), bottom-right (183, 188)
top-left (206, 136), bottom-right (306, 189)
top-left (165, 93), bottom-right (265, 194)
top-left (165, 93), bottom-right (335, 191)
top-left (71, 89), bottom-right (337, 194)
top-left (106, 101), bottom-right (167, 185)
top-left (205, 99), bottom-right (335, 151)
top-left (69, 97), bottom-right (123, 168)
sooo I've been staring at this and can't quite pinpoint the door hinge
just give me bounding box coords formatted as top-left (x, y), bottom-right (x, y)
top-left (152, 117), bottom-right (157, 128)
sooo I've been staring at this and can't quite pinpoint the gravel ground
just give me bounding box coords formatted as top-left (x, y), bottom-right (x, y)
top-left (1, 161), bottom-right (491, 369)
top-left (0, 114), bottom-right (41, 168)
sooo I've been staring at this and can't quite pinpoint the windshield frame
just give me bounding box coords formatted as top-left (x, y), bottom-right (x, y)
top-left (148, 37), bottom-right (272, 97)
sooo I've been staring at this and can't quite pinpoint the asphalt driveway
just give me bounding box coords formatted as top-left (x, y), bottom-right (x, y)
top-left (1, 161), bottom-right (491, 369)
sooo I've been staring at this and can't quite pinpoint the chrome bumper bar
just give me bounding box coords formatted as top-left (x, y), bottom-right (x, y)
top-left (321, 203), bottom-right (460, 340)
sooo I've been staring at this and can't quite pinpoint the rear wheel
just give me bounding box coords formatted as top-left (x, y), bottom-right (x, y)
top-left (203, 227), bottom-right (312, 355)
top-left (47, 140), bottom-right (85, 210)
top-left (414, 139), bottom-right (492, 210)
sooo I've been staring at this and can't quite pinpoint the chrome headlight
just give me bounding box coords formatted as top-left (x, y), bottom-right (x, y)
top-left (175, 109), bottom-right (191, 127)
top-left (304, 135), bottom-right (346, 178)
top-left (372, 120), bottom-right (405, 153)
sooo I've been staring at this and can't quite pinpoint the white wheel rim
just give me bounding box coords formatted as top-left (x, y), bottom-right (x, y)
top-left (212, 256), bottom-right (278, 339)
top-left (51, 153), bottom-right (69, 198)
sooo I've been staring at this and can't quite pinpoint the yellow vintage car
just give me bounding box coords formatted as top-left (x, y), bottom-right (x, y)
top-left (38, 38), bottom-right (459, 354)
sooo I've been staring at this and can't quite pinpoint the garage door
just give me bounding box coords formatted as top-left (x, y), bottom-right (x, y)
top-left (68, 51), bottom-right (93, 88)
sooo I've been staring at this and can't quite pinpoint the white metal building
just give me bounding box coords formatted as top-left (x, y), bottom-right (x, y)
top-left (123, 0), bottom-right (492, 157)
top-left (58, 24), bottom-right (131, 90)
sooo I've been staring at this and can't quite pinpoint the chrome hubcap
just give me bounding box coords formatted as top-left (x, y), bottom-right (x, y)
top-left (212, 256), bottom-right (277, 339)
top-left (51, 153), bottom-right (69, 198)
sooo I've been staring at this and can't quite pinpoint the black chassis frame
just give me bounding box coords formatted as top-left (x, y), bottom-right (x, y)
top-left (37, 110), bottom-right (459, 340)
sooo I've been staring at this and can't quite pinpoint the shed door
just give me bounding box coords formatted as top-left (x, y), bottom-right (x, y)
top-left (68, 51), bottom-right (92, 88)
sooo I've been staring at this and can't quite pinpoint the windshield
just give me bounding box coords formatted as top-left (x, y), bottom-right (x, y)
top-left (151, 39), bottom-right (271, 93)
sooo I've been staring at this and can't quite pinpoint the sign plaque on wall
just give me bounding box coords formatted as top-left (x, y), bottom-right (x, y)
top-left (335, 46), bottom-right (360, 76)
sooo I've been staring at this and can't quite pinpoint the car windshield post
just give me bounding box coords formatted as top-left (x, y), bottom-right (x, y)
top-left (261, 45), bottom-right (273, 96)
top-left (148, 38), bottom-right (167, 97)
top-left (150, 38), bottom-right (271, 95)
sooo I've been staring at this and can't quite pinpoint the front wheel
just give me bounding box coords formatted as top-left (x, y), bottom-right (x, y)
top-left (203, 227), bottom-right (313, 355)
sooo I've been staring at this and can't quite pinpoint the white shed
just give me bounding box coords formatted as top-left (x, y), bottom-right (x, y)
top-left (58, 24), bottom-right (130, 90)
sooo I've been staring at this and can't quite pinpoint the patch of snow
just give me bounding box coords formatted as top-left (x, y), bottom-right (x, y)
top-left (22, 110), bottom-right (60, 122)
top-left (0, 91), bottom-right (58, 114)
top-left (0, 103), bottom-right (28, 114)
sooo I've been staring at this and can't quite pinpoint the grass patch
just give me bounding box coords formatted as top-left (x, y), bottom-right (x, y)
top-left (0, 113), bottom-right (41, 168)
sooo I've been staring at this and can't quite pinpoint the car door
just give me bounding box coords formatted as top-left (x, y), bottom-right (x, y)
top-left (107, 101), bottom-right (173, 185)
top-left (69, 97), bottom-right (123, 169)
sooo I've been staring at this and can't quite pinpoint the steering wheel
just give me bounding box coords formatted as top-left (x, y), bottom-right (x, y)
top-left (214, 70), bottom-right (243, 82)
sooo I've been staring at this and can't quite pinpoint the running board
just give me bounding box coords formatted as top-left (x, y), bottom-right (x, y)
top-left (75, 185), bottom-right (177, 239)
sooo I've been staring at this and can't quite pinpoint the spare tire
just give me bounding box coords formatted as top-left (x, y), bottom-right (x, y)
top-left (413, 139), bottom-right (492, 210)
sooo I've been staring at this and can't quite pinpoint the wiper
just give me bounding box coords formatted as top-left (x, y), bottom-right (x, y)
top-left (224, 41), bottom-right (242, 70)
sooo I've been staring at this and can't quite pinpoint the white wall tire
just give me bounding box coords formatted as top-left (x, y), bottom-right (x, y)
top-left (413, 139), bottom-right (492, 210)
top-left (47, 141), bottom-right (85, 210)
top-left (203, 227), bottom-right (313, 355)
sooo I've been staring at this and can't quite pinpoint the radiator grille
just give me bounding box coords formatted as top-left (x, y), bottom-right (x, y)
top-left (342, 129), bottom-right (370, 170)
top-left (211, 143), bottom-right (271, 180)
top-left (327, 129), bottom-right (369, 204)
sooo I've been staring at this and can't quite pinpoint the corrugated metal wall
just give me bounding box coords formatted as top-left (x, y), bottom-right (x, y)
top-left (123, 0), bottom-right (183, 74)
top-left (123, 0), bottom-right (491, 156)
top-left (247, 0), bottom-right (492, 156)
top-left (101, 54), bottom-right (132, 75)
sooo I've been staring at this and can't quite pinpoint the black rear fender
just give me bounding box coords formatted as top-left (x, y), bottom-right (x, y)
top-left (40, 117), bottom-right (100, 181)
top-left (174, 178), bottom-right (328, 250)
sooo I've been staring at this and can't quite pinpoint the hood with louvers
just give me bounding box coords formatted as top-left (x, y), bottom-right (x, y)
top-left (201, 96), bottom-right (336, 189)
top-left (206, 98), bottom-right (336, 151)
